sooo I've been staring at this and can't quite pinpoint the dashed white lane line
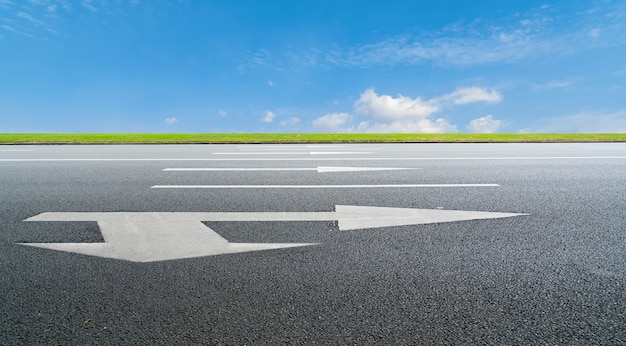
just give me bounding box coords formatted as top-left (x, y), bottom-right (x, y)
top-left (151, 184), bottom-right (499, 189)
top-left (212, 152), bottom-right (373, 155)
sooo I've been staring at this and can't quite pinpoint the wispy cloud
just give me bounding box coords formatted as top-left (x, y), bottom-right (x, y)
top-left (17, 12), bottom-right (45, 26)
top-left (313, 87), bottom-right (502, 133)
top-left (82, 0), bottom-right (97, 12)
top-left (435, 87), bottom-right (503, 105)
top-left (0, 0), bottom-right (13, 9)
top-left (164, 117), bottom-right (179, 125)
top-left (532, 79), bottom-right (578, 90)
top-left (245, 2), bottom-right (626, 70)
top-left (0, 24), bottom-right (35, 38)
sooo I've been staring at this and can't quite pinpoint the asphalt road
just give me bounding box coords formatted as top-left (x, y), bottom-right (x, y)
top-left (1, 143), bottom-right (625, 344)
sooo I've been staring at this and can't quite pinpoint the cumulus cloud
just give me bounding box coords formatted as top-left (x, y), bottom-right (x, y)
top-left (218, 109), bottom-right (228, 117)
top-left (262, 110), bottom-right (275, 123)
top-left (313, 113), bottom-right (352, 132)
top-left (355, 89), bottom-right (439, 121)
top-left (312, 87), bottom-right (501, 133)
top-left (468, 115), bottom-right (502, 133)
top-left (164, 117), bottom-right (178, 125)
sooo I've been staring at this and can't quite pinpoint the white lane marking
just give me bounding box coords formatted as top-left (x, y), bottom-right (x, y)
top-left (151, 184), bottom-right (499, 189)
top-left (234, 145), bottom-right (349, 149)
top-left (162, 166), bottom-right (418, 173)
top-left (307, 145), bottom-right (347, 148)
top-left (2, 156), bottom-right (625, 162)
top-left (235, 144), bottom-right (358, 150)
top-left (212, 152), bottom-right (373, 155)
top-left (23, 213), bottom-right (317, 262)
top-left (21, 205), bottom-right (527, 262)
top-left (317, 166), bottom-right (416, 173)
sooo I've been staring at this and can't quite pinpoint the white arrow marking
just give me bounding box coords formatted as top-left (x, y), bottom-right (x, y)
top-left (162, 166), bottom-right (417, 173)
top-left (20, 206), bottom-right (527, 262)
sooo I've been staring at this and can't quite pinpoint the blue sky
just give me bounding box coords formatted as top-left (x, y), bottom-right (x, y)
top-left (1, 0), bottom-right (625, 133)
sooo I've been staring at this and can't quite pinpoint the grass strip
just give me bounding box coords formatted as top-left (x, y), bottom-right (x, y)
top-left (1, 133), bottom-right (625, 144)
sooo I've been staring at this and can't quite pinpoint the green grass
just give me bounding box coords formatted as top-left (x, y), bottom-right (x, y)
top-left (0, 133), bottom-right (625, 144)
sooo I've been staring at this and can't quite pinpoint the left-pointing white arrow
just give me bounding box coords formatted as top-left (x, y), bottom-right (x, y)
top-left (20, 206), bottom-right (527, 262)
top-left (21, 213), bottom-right (317, 262)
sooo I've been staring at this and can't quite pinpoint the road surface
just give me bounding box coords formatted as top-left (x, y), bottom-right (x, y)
top-left (1, 143), bottom-right (625, 344)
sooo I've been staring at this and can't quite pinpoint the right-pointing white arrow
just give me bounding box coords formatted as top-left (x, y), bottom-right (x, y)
top-left (333, 205), bottom-right (528, 231)
top-left (20, 205), bottom-right (528, 262)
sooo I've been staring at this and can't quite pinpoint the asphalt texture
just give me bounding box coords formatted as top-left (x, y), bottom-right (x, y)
top-left (1, 143), bottom-right (625, 345)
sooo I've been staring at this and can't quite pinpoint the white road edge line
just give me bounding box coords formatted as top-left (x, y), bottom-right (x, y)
top-left (2, 157), bottom-right (625, 162)
top-left (151, 184), bottom-right (500, 189)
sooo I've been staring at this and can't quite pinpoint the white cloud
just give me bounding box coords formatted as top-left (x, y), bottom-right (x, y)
top-left (313, 87), bottom-right (500, 133)
top-left (0, 0), bottom-right (13, 9)
top-left (218, 109), bottom-right (228, 117)
top-left (82, 0), bottom-right (97, 12)
top-left (164, 117), bottom-right (178, 125)
top-left (441, 87), bottom-right (503, 105)
top-left (17, 12), bottom-right (45, 26)
top-left (533, 79), bottom-right (575, 89)
top-left (355, 88), bottom-right (439, 121)
top-left (312, 113), bottom-right (352, 132)
top-left (268, 80), bottom-right (274, 87)
top-left (262, 110), bottom-right (275, 123)
top-left (0, 24), bottom-right (35, 38)
top-left (245, 2), bottom-right (626, 70)
top-left (468, 115), bottom-right (502, 133)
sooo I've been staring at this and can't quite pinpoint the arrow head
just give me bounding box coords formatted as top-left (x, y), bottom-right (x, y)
top-left (335, 205), bottom-right (528, 231)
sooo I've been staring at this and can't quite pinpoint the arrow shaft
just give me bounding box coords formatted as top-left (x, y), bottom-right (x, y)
top-left (163, 168), bottom-right (316, 172)
top-left (26, 211), bottom-right (341, 222)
